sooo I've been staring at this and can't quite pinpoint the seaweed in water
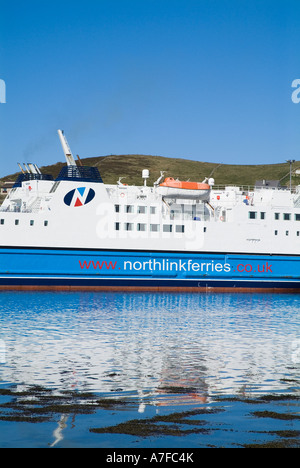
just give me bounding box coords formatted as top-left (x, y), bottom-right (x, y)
top-left (0, 385), bottom-right (130, 423)
top-left (89, 408), bottom-right (222, 437)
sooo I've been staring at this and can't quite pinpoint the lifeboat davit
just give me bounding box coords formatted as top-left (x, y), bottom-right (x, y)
top-left (158, 177), bottom-right (211, 199)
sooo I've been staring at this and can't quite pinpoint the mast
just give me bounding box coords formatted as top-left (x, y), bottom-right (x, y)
top-left (57, 129), bottom-right (77, 166)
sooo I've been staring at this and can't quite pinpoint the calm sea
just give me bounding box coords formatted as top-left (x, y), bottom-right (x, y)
top-left (0, 291), bottom-right (299, 448)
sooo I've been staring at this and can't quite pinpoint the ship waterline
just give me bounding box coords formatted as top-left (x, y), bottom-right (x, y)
top-left (0, 248), bottom-right (298, 292)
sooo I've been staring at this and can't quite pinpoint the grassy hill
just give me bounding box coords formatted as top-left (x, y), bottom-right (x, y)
top-left (1, 154), bottom-right (300, 188)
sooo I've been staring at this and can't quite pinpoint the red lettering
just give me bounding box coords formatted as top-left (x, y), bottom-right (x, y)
top-left (79, 260), bottom-right (91, 269)
top-left (79, 260), bottom-right (117, 270)
top-left (91, 261), bottom-right (105, 269)
top-left (104, 261), bottom-right (117, 270)
top-left (237, 264), bottom-right (253, 273)
top-left (266, 262), bottom-right (272, 273)
top-left (237, 262), bottom-right (272, 274)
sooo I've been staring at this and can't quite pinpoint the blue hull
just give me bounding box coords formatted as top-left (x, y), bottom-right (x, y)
top-left (0, 248), bottom-right (299, 291)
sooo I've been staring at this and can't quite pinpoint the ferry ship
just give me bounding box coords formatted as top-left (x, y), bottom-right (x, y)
top-left (0, 130), bottom-right (299, 292)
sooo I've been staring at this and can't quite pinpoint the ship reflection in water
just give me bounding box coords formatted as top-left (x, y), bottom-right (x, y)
top-left (0, 291), bottom-right (299, 409)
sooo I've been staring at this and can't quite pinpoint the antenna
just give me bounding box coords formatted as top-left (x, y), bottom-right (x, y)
top-left (142, 169), bottom-right (149, 187)
top-left (57, 129), bottom-right (77, 166)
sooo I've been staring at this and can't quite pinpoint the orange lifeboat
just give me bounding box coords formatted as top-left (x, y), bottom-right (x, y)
top-left (158, 177), bottom-right (211, 199)
top-left (160, 177), bottom-right (210, 191)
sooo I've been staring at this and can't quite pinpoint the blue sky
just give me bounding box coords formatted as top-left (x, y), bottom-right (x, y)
top-left (0, 0), bottom-right (300, 178)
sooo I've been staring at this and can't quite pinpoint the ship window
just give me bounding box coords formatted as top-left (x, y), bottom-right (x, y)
top-left (274, 213), bottom-right (280, 220)
top-left (163, 224), bottom-right (173, 232)
top-left (0, 219), bottom-right (4, 225)
top-left (249, 211), bottom-right (257, 219)
top-left (125, 205), bottom-right (134, 213)
top-left (150, 224), bottom-right (159, 232)
top-left (114, 204), bottom-right (120, 213)
top-left (137, 223), bottom-right (146, 231)
top-left (150, 206), bottom-right (156, 215)
top-left (30, 220), bottom-right (34, 226)
top-left (124, 223), bottom-right (133, 231)
top-left (274, 230), bottom-right (278, 236)
top-left (115, 222), bottom-right (120, 231)
top-left (176, 225), bottom-right (185, 233)
top-left (15, 219), bottom-right (19, 225)
top-left (44, 221), bottom-right (48, 227)
top-left (286, 231), bottom-right (289, 236)
top-left (283, 213), bottom-right (291, 221)
top-left (137, 206), bottom-right (147, 214)
top-left (295, 214), bottom-right (300, 221)
top-left (260, 212), bottom-right (266, 220)
top-left (297, 231), bottom-right (300, 236)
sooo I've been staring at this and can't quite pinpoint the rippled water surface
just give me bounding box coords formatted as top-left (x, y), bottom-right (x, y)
top-left (0, 291), bottom-right (299, 448)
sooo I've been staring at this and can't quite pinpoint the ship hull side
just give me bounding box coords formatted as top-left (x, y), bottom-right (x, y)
top-left (0, 248), bottom-right (299, 292)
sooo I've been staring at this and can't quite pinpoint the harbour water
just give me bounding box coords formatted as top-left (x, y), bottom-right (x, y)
top-left (0, 291), bottom-right (299, 448)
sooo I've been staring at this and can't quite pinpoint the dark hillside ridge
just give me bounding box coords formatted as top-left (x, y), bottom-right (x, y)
top-left (1, 154), bottom-right (300, 187)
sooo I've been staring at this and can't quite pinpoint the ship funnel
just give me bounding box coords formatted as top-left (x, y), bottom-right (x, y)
top-left (23, 163), bottom-right (30, 173)
top-left (34, 164), bottom-right (42, 174)
top-left (17, 163), bottom-right (25, 174)
top-left (57, 129), bottom-right (77, 166)
top-left (28, 163), bottom-right (38, 174)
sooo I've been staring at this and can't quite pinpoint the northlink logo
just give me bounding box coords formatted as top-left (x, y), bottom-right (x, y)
top-left (64, 187), bottom-right (95, 207)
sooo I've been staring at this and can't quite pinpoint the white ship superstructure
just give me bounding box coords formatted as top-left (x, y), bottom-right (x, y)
top-left (0, 130), bottom-right (299, 291)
